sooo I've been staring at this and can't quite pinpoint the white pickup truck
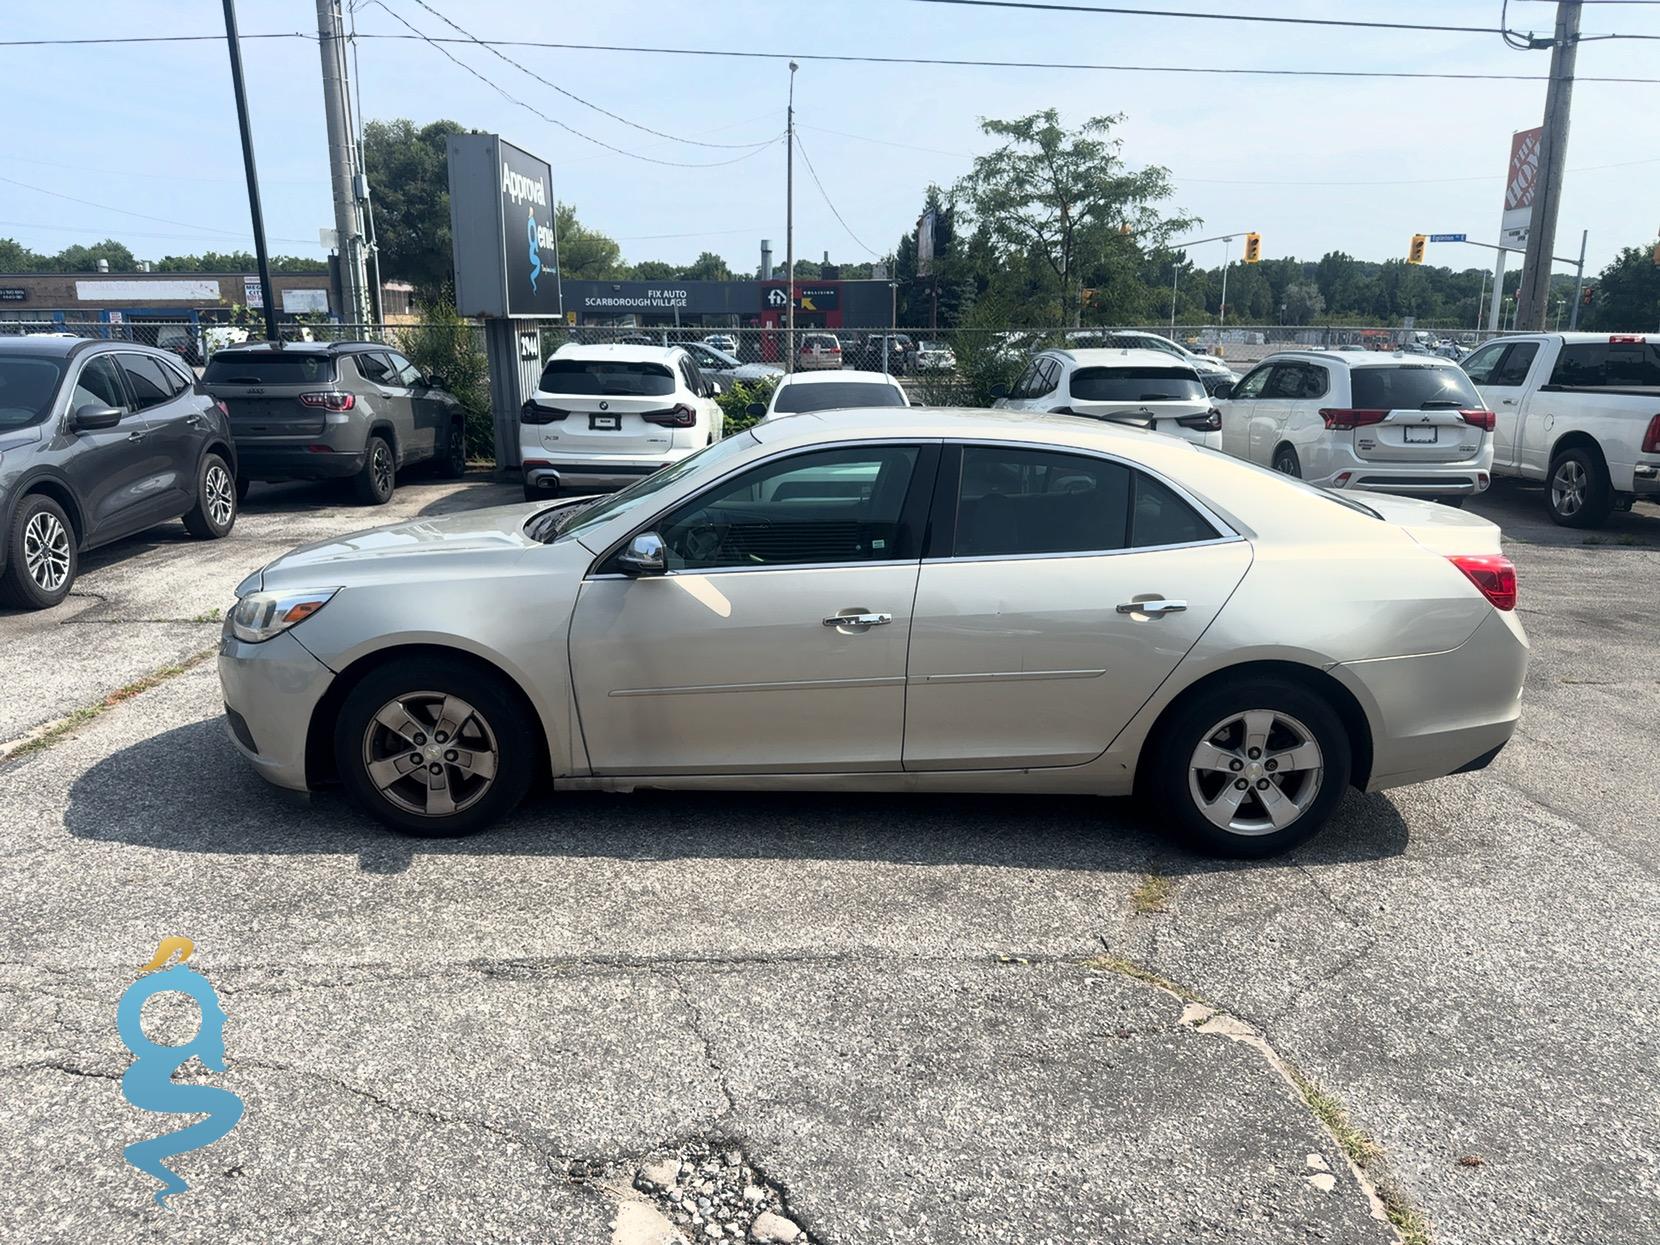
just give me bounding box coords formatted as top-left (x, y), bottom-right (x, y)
top-left (1462, 332), bottom-right (1660, 527)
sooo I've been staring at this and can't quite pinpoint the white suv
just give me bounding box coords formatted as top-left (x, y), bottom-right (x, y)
top-left (1217, 350), bottom-right (1494, 501)
top-left (520, 344), bottom-right (723, 501)
top-left (991, 348), bottom-right (1222, 447)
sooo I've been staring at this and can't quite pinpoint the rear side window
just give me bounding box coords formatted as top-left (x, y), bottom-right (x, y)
top-left (1350, 365), bottom-right (1480, 410)
top-left (117, 354), bottom-right (179, 411)
top-left (1071, 367), bottom-right (1206, 402)
top-left (355, 352), bottom-right (396, 385)
top-left (539, 359), bottom-right (675, 397)
top-left (773, 382), bottom-right (905, 413)
top-left (954, 447), bottom-right (1130, 557)
top-left (202, 352), bottom-right (335, 385)
top-left (1549, 341), bottom-right (1660, 389)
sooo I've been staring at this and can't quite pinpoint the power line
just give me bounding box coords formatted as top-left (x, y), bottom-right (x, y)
top-left (0, 219), bottom-right (322, 248)
top-left (792, 133), bottom-right (879, 258)
top-left (0, 33), bottom-right (312, 46)
top-left (392, 0), bottom-right (777, 150)
top-left (343, 34), bottom-right (1660, 83)
top-left (0, 174), bottom-right (320, 247)
top-left (1172, 155), bottom-right (1660, 187)
top-left (359, 1), bottom-right (786, 167)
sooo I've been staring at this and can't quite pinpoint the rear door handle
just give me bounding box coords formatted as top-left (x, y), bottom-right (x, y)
top-left (1117, 599), bottom-right (1187, 615)
top-left (823, 612), bottom-right (892, 628)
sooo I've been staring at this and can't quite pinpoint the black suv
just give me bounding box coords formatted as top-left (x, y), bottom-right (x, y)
top-left (0, 336), bottom-right (238, 610)
top-left (200, 341), bottom-right (466, 505)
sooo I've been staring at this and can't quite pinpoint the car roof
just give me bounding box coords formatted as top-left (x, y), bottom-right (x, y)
top-left (751, 405), bottom-right (1195, 459)
top-left (212, 340), bottom-right (387, 355)
top-left (1251, 349), bottom-right (1466, 370)
top-left (551, 343), bottom-right (685, 363)
top-left (1048, 347), bottom-right (1199, 370)
top-left (0, 335), bottom-right (183, 361)
top-left (775, 368), bottom-right (901, 386)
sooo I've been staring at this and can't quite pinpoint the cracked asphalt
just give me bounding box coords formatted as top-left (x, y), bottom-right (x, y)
top-left (1, 475), bottom-right (1656, 1244)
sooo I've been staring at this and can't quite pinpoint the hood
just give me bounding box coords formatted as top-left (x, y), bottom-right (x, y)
top-left (0, 424), bottom-right (42, 455)
top-left (254, 503), bottom-right (548, 592)
top-left (1358, 493), bottom-right (1503, 557)
top-left (1187, 355), bottom-right (1230, 373)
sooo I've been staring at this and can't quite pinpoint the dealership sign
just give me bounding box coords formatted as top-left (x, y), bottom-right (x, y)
top-left (446, 132), bottom-right (563, 319)
top-left (1501, 127), bottom-right (1542, 247)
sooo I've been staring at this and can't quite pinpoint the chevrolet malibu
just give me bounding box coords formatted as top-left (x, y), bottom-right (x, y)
top-left (219, 409), bottom-right (1527, 857)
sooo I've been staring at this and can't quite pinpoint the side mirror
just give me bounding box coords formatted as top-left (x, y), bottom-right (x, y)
top-left (988, 384), bottom-right (1009, 400)
top-left (617, 531), bottom-right (667, 577)
top-left (425, 373), bottom-right (446, 388)
top-left (1211, 382), bottom-right (1234, 400)
top-left (745, 402), bottom-right (767, 419)
top-left (72, 404), bottom-right (123, 431)
top-left (707, 380), bottom-right (723, 397)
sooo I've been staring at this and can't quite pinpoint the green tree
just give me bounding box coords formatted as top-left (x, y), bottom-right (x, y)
top-left (679, 250), bottom-right (733, 282)
top-left (956, 110), bottom-right (1194, 326)
top-left (52, 239), bottom-right (140, 272)
top-left (626, 260), bottom-right (680, 282)
top-left (363, 117), bottom-right (466, 299)
top-left (0, 238), bottom-right (47, 270)
top-left (1583, 242), bottom-right (1660, 331)
top-left (154, 251), bottom-right (326, 274)
top-left (556, 203), bottom-right (624, 279)
top-left (1283, 281), bottom-right (1325, 325)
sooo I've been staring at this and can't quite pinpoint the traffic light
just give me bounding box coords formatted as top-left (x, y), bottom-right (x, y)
top-left (1408, 234), bottom-right (1427, 264)
top-left (1243, 232), bottom-right (1261, 263)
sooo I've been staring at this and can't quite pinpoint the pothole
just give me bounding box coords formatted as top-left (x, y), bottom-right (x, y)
top-left (575, 1141), bottom-right (813, 1244)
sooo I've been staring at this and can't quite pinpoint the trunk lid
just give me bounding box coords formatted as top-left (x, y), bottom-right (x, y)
top-left (201, 350), bottom-right (339, 439)
top-left (525, 394), bottom-right (678, 456)
top-left (1343, 362), bottom-right (1488, 464)
top-left (1350, 408), bottom-right (1483, 463)
top-left (1359, 493), bottom-right (1503, 556)
top-left (1064, 397), bottom-right (1213, 436)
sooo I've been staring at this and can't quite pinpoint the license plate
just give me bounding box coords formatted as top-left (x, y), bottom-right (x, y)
top-left (1403, 425), bottom-right (1438, 444)
top-left (589, 413), bottom-right (620, 431)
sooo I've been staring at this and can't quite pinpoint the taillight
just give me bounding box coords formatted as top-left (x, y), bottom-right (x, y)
top-left (1642, 413), bottom-right (1660, 454)
top-left (642, 404), bottom-right (698, 428)
top-left (1459, 409), bottom-right (1497, 432)
top-left (1448, 554), bottom-right (1516, 612)
top-left (214, 400), bottom-right (230, 417)
top-left (1319, 407), bottom-right (1388, 430)
top-left (1176, 409), bottom-right (1222, 432)
top-left (299, 391), bottom-right (354, 411)
top-left (520, 400), bottom-right (567, 424)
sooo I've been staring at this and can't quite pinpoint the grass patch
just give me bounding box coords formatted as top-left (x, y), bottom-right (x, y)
top-left (1, 647), bottom-right (216, 763)
top-left (1130, 874), bottom-right (1173, 914)
top-left (1082, 954), bottom-right (1208, 1005)
top-left (190, 607), bottom-right (222, 623)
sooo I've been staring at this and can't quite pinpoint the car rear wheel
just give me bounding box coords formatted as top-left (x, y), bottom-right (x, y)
top-left (436, 418), bottom-right (466, 480)
top-left (183, 453), bottom-right (237, 539)
top-left (353, 435), bottom-right (395, 505)
top-left (335, 657), bottom-right (536, 837)
top-left (0, 494), bottom-right (77, 610)
top-left (1147, 677), bottom-right (1351, 858)
top-left (1547, 447), bottom-right (1612, 528)
top-left (1272, 445), bottom-right (1301, 478)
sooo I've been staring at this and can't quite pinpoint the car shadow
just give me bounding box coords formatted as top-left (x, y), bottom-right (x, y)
top-left (65, 716), bottom-right (1412, 877)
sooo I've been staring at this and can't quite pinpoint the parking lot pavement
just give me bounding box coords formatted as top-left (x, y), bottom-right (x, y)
top-left (1, 478), bottom-right (1656, 1244)
top-left (0, 473), bottom-right (520, 748)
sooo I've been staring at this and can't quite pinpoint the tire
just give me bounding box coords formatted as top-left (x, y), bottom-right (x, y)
top-left (1146, 676), bottom-right (1352, 859)
top-left (0, 493), bottom-right (78, 610)
top-left (353, 434), bottom-right (396, 506)
top-left (235, 475), bottom-right (252, 504)
top-left (436, 418), bottom-right (466, 480)
top-left (1272, 445), bottom-right (1302, 478)
top-left (522, 483), bottom-right (550, 503)
top-left (1435, 497), bottom-right (1466, 509)
top-left (334, 656), bottom-right (536, 837)
top-left (1546, 447), bottom-right (1612, 528)
top-left (183, 452), bottom-right (237, 540)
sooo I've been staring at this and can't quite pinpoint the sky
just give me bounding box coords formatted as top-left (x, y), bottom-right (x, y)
top-left (3, 0), bottom-right (1659, 279)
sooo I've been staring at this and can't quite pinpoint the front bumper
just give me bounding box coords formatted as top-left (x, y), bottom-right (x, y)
top-left (218, 628), bottom-right (335, 792)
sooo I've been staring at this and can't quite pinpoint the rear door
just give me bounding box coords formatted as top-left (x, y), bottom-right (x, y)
top-left (354, 351), bottom-right (418, 460)
top-left (386, 350), bottom-right (439, 458)
top-left (527, 358), bottom-right (682, 458)
top-left (1346, 363), bottom-right (1488, 466)
top-left (200, 349), bottom-right (335, 443)
top-left (60, 353), bottom-right (159, 539)
top-left (1461, 339), bottom-right (1541, 468)
top-left (903, 443), bottom-right (1252, 770)
top-left (114, 352), bottom-right (200, 511)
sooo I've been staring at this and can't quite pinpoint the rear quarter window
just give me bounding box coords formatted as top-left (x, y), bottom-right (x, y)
top-left (1350, 365), bottom-right (1480, 410)
top-left (1549, 341), bottom-right (1660, 389)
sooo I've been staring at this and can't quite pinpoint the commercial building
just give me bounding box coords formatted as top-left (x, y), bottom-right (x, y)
top-left (561, 278), bottom-right (895, 332)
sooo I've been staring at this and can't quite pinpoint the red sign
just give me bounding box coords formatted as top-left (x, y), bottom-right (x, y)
top-left (1505, 127), bottom-right (1542, 214)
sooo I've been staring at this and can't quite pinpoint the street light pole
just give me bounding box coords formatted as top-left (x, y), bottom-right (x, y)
top-left (1568, 228), bottom-right (1588, 329)
top-left (784, 61), bottom-right (797, 375)
top-left (1218, 237), bottom-right (1231, 328)
top-left (221, 0), bottom-right (278, 343)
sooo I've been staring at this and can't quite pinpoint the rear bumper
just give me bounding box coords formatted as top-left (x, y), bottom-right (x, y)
top-left (1629, 463), bottom-right (1660, 496)
top-left (1316, 466), bottom-right (1490, 496)
top-left (236, 443), bottom-right (367, 482)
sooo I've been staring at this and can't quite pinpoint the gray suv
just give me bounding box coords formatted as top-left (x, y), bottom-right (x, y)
top-left (201, 341), bottom-right (466, 505)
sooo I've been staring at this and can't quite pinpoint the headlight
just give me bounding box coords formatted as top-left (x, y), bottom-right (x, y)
top-left (229, 588), bottom-right (339, 643)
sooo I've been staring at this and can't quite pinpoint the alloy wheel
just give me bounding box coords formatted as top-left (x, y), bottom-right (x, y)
top-left (23, 510), bottom-right (71, 593)
top-left (1551, 460), bottom-right (1585, 517)
top-left (1187, 709), bottom-right (1324, 836)
top-left (372, 442), bottom-right (394, 497)
top-left (204, 462), bottom-right (235, 528)
top-left (360, 691), bottom-right (498, 818)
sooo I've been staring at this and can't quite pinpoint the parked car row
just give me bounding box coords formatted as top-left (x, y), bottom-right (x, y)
top-left (0, 336), bottom-right (469, 610)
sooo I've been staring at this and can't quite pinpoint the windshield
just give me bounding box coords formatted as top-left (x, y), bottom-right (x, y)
top-left (0, 356), bottom-right (65, 429)
top-left (695, 346), bottom-right (740, 367)
top-left (1351, 365), bottom-right (1480, 409)
top-left (1071, 367), bottom-right (1205, 402)
top-left (538, 359), bottom-right (675, 397)
top-left (203, 352), bottom-right (335, 385)
top-left (773, 382), bottom-right (905, 414)
top-left (531, 433), bottom-right (759, 544)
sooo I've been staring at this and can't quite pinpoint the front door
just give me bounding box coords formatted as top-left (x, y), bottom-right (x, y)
top-left (569, 442), bottom-right (938, 774)
top-left (1461, 338), bottom-right (1539, 469)
top-left (903, 444), bottom-right (1252, 771)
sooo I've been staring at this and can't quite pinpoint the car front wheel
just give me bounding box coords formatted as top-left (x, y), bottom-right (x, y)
top-left (334, 656), bottom-right (536, 836)
top-left (0, 494), bottom-right (77, 610)
top-left (1147, 677), bottom-right (1351, 858)
top-left (1547, 447), bottom-right (1612, 528)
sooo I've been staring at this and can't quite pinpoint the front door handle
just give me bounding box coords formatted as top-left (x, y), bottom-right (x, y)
top-left (1117, 599), bottom-right (1188, 616)
top-left (823, 611), bottom-right (892, 628)
top-left (126, 429), bottom-right (146, 442)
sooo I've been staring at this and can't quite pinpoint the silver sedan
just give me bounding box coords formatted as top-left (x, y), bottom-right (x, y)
top-left (218, 408), bottom-right (1528, 857)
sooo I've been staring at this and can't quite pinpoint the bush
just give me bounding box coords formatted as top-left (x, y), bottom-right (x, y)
top-left (395, 305), bottom-right (492, 462)
top-left (716, 376), bottom-right (777, 436)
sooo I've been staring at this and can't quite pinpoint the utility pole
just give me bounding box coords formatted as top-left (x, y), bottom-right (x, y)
top-left (1515, 0), bottom-right (1581, 330)
top-left (221, 0), bottom-right (278, 343)
top-left (317, 0), bottom-right (372, 326)
top-left (1568, 228), bottom-right (1588, 329)
top-left (784, 61), bottom-right (797, 374)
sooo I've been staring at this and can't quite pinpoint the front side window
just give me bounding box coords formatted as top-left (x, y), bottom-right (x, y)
top-left (539, 359), bottom-right (676, 398)
top-left (0, 355), bottom-right (67, 430)
top-left (1032, 359), bottom-right (1061, 397)
top-left (1489, 342), bottom-right (1539, 386)
top-left (1008, 362), bottom-right (1039, 399)
top-left (1231, 365), bottom-right (1272, 400)
top-left (954, 446), bottom-right (1130, 557)
top-left (1460, 342), bottom-right (1509, 385)
top-left (387, 352), bottom-right (423, 387)
top-left (650, 444), bottom-right (922, 571)
top-left (116, 354), bottom-right (177, 411)
top-left (772, 381), bottom-right (905, 414)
